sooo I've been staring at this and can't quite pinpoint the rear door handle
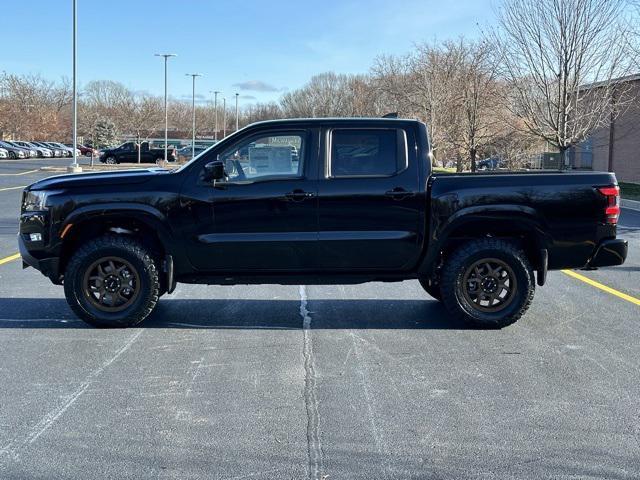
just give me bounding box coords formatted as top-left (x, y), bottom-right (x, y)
top-left (385, 187), bottom-right (414, 200)
top-left (285, 189), bottom-right (315, 201)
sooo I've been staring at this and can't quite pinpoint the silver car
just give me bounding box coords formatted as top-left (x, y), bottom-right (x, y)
top-left (14, 141), bottom-right (52, 158)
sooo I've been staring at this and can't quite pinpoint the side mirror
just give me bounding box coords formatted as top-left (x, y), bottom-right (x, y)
top-left (203, 160), bottom-right (225, 182)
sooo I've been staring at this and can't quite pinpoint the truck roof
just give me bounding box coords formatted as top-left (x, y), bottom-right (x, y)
top-left (245, 117), bottom-right (423, 129)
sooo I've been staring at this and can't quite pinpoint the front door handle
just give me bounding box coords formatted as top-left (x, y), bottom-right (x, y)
top-left (285, 189), bottom-right (315, 202)
top-left (385, 187), bottom-right (413, 200)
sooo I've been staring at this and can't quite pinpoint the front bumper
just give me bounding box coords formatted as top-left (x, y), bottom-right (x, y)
top-left (587, 238), bottom-right (628, 268)
top-left (18, 234), bottom-right (61, 284)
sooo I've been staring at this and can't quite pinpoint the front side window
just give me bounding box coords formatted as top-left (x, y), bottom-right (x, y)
top-left (218, 133), bottom-right (304, 182)
top-left (330, 129), bottom-right (404, 177)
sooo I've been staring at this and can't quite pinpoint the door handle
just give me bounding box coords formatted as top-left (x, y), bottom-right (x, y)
top-left (285, 189), bottom-right (315, 201)
top-left (385, 187), bottom-right (413, 200)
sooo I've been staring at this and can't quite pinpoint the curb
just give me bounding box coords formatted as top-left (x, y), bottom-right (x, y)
top-left (622, 198), bottom-right (640, 211)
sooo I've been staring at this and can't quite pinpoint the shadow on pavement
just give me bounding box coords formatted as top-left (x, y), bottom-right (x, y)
top-left (0, 298), bottom-right (470, 330)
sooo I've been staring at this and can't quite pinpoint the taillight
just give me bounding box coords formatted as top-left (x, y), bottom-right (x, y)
top-left (597, 185), bottom-right (620, 225)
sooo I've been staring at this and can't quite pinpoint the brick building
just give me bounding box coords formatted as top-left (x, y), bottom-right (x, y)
top-left (571, 74), bottom-right (640, 183)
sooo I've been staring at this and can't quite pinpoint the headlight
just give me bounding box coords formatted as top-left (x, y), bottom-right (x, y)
top-left (22, 191), bottom-right (50, 211)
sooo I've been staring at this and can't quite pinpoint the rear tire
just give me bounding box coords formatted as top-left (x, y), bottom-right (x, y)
top-left (64, 235), bottom-right (160, 328)
top-left (419, 277), bottom-right (442, 301)
top-left (440, 239), bottom-right (535, 329)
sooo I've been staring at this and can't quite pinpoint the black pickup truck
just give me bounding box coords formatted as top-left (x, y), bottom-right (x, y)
top-left (99, 141), bottom-right (176, 164)
top-left (19, 118), bottom-right (627, 328)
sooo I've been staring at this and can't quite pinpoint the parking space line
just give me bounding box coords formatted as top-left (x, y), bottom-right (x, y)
top-left (0, 169), bottom-right (38, 176)
top-left (0, 253), bottom-right (20, 266)
top-left (0, 185), bottom-right (27, 192)
top-left (562, 269), bottom-right (640, 306)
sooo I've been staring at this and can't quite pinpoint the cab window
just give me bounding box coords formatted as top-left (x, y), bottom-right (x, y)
top-left (329, 129), bottom-right (406, 177)
top-left (218, 133), bottom-right (304, 182)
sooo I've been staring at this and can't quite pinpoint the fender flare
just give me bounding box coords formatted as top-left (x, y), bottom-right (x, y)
top-left (418, 204), bottom-right (550, 277)
top-left (60, 203), bottom-right (185, 265)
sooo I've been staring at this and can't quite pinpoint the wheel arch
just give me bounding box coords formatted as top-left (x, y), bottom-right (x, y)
top-left (58, 204), bottom-right (180, 275)
top-left (419, 205), bottom-right (549, 279)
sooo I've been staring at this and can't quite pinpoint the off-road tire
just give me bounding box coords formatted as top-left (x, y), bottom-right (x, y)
top-left (64, 235), bottom-right (160, 327)
top-left (440, 238), bottom-right (535, 329)
top-left (419, 277), bottom-right (442, 301)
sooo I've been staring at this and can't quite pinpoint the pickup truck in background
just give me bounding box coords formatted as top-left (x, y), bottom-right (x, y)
top-left (19, 118), bottom-right (627, 328)
top-left (99, 141), bottom-right (176, 164)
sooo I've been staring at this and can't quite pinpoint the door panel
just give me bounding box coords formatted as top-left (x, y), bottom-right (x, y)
top-left (177, 129), bottom-right (319, 272)
top-left (317, 127), bottom-right (425, 271)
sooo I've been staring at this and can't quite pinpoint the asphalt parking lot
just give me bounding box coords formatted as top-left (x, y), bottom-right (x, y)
top-left (0, 158), bottom-right (639, 479)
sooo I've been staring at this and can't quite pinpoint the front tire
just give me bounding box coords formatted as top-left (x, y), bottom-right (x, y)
top-left (104, 156), bottom-right (117, 164)
top-left (440, 239), bottom-right (535, 328)
top-left (64, 235), bottom-right (160, 327)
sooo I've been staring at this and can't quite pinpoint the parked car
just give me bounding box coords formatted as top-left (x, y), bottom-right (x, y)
top-left (19, 118), bottom-right (627, 329)
top-left (5, 141), bottom-right (36, 158)
top-left (477, 156), bottom-right (507, 171)
top-left (0, 141), bottom-right (27, 159)
top-left (99, 141), bottom-right (176, 164)
top-left (0, 148), bottom-right (8, 159)
top-left (13, 141), bottom-right (52, 158)
top-left (46, 142), bottom-right (78, 157)
top-left (64, 144), bottom-right (94, 156)
top-left (33, 142), bottom-right (64, 157)
top-left (177, 145), bottom-right (208, 163)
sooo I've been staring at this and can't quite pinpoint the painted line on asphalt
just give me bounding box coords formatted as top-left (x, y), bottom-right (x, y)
top-left (0, 253), bottom-right (21, 266)
top-left (562, 269), bottom-right (640, 307)
top-left (0, 185), bottom-right (26, 192)
top-left (0, 169), bottom-right (38, 176)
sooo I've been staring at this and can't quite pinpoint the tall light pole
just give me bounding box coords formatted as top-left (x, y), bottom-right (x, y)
top-left (211, 90), bottom-right (220, 141)
top-left (186, 73), bottom-right (202, 159)
top-left (222, 98), bottom-right (227, 138)
top-left (154, 53), bottom-right (177, 162)
top-left (235, 93), bottom-right (239, 131)
top-left (68, 0), bottom-right (81, 173)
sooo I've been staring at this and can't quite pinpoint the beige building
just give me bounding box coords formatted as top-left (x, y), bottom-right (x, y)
top-left (572, 74), bottom-right (640, 183)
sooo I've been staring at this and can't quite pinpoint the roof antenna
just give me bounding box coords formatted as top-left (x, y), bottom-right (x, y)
top-left (382, 112), bottom-right (399, 118)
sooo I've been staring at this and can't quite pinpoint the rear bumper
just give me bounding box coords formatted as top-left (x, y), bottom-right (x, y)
top-left (19, 235), bottom-right (61, 284)
top-left (587, 238), bottom-right (627, 268)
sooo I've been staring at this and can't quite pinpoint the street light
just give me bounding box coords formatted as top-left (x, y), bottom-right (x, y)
top-left (222, 98), bottom-right (227, 138)
top-left (211, 90), bottom-right (220, 141)
top-left (68, 0), bottom-right (81, 173)
top-left (186, 73), bottom-right (202, 159)
top-left (154, 53), bottom-right (177, 162)
top-left (235, 93), bottom-right (239, 131)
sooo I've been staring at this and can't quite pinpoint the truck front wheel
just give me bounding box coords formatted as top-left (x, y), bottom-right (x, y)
top-left (63, 235), bottom-right (160, 327)
top-left (440, 239), bottom-right (535, 328)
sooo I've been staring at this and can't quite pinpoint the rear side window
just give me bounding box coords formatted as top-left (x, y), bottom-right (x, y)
top-left (330, 129), bottom-right (405, 177)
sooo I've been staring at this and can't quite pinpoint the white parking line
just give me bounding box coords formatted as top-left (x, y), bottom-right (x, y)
top-left (0, 169), bottom-right (38, 176)
top-left (0, 329), bottom-right (144, 460)
top-left (0, 185), bottom-right (26, 192)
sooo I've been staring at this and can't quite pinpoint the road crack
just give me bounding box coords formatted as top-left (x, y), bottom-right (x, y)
top-left (299, 285), bottom-right (324, 480)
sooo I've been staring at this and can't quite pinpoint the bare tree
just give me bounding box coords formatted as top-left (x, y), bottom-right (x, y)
top-left (492, 0), bottom-right (635, 166)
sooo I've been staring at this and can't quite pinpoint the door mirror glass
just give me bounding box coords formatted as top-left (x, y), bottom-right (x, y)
top-left (203, 160), bottom-right (226, 182)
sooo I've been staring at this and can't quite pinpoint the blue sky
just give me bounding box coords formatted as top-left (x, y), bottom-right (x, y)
top-left (3, 0), bottom-right (495, 105)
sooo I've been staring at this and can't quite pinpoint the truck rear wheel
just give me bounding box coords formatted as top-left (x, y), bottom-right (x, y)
top-left (419, 277), bottom-right (442, 301)
top-left (440, 239), bottom-right (535, 328)
top-left (63, 235), bottom-right (160, 328)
